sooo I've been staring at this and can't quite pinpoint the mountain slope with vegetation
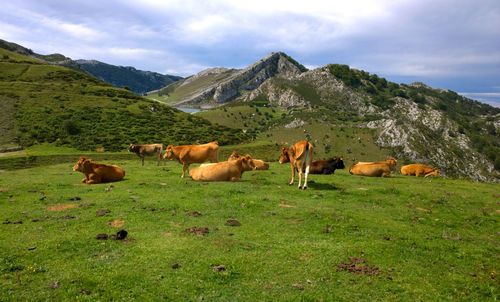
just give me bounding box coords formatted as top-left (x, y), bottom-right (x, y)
top-left (0, 39), bottom-right (182, 95)
top-left (159, 52), bottom-right (499, 181)
top-left (0, 48), bottom-right (250, 152)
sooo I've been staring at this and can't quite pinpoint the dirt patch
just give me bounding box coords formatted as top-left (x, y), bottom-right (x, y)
top-left (336, 257), bottom-right (382, 276)
top-left (442, 233), bottom-right (461, 240)
top-left (108, 220), bottom-right (125, 227)
top-left (225, 218), bottom-right (241, 226)
top-left (187, 211), bottom-right (202, 217)
top-left (184, 227), bottom-right (210, 236)
top-left (212, 265), bottom-right (226, 272)
top-left (46, 204), bottom-right (78, 211)
top-left (278, 202), bottom-right (296, 208)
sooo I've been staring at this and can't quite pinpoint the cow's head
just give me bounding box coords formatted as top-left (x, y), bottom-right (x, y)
top-left (279, 147), bottom-right (291, 164)
top-left (73, 156), bottom-right (87, 172)
top-left (425, 168), bottom-right (440, 178)
top-left (228, 151), bottom-right (241, 161)
top-left (335, 157), bottom-right (345, 169)
top-left (241, 155), bottom-right (257, 171)
top-left (162, 145), bottom-right (174, 160)
top-left (127, 144), bottom-right (136, 152)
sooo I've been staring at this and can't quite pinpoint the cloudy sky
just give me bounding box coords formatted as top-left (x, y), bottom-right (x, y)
top-left (1, 0), bottom-right (500, 107)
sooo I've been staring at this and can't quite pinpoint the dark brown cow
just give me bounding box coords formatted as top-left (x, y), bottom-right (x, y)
top-left (279, 140), bottom-right (314, 190)
top-left (128, 143), bottom-right (163, 166)
top-left (309, 157), bottom-right (345, 174)
top-left (162, 141), bottom-right (219, 178)
top-left (72, 156), bottom-right (125, 184)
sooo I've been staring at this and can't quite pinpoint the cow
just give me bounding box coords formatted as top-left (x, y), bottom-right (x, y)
top-left (401, 164), bottom-right (440, 177)
top-left (356, 158), bottom-right (397, 170)
top-left (309, 157), bottom-right (345, 174)
top-left (128, 143), bottom-right (163, 166)
top-left (189, 155), bottom-right (256, 181)
top-left (349, 162), bottom-right (393, 177)
top-left (162, 141), bottom-right (219, 178)
top-left (72, 156), bottom-right (125, 184)
top-left (227, 151), bottom-right (269, 170)
top-left (279, 140), bottom-right (314, 190)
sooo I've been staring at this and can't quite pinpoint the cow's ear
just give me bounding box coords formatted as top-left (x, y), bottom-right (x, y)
top-left (79, 156), bottom-right (86, 160)
top-left (339, 157), bottom-right (343, 160)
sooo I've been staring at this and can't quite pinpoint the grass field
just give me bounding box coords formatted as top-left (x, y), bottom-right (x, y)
top-left (1, 153), bottom-right (499, 301)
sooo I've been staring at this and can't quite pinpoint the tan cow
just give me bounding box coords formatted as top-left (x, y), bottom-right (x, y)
top-left (279, 140), bottom-right (314, 190)
top-left (228, 151), bottom-right (269, 170)
top-left (162, 141), bottom-right (219, 177)
top-left (72, 156), bottom-right (125, 184)
top-left (349, 162), bottom-right (393, 177)
top-left (189, 156), bottom-right (256, 181)
top-left (356, 158), bottom-right (397, 170)
top-left (128, 143), bottom-right (163, 166)
top-left (401, 164), bottom-right (440, 177)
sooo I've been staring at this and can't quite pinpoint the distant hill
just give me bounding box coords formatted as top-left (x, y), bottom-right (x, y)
top-left (0, 39), bottom-right (182, 95)
top-left (0, 48), bottom-right (250, 152)
top-left (150, 52), bottom-right (500, 181)
top-left (76, 59), bottom-right (182, 95)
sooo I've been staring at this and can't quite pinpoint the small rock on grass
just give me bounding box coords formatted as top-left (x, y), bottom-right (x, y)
top-left (171, 263), bottom-right (181, 269)
top-left (212, 265), bottom-right (226, 272)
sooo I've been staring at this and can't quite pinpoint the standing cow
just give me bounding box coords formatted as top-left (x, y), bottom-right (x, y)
top-left (162, 141), bottom-right (219, 178)
top-left (128, 144), bottom-right (163, 166)
top-left (279, 140), bottom-right (314, 190)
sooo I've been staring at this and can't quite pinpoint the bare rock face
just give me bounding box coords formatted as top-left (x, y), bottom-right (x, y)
top-left (172, 52), bottom-right (305, 108)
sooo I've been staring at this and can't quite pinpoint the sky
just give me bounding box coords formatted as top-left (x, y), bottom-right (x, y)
top-left (1, 0), bottom-right (500, 107)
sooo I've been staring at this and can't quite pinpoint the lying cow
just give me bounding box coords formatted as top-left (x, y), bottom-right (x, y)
top-left (356, 158), bottom-right (397, 170)
top-left (189, 155), bottom-right (256, 181)
top-left (228, 151), bottom-right (269, 170)
top-left (279, 140), bottom-right (314, 190)
top-left (128, 143), bottom-right (163, 166)
top-left (401, 164), bottom-right (440, 177)
top-left (349, 162), bottom-right (393, 177)
top-left (72, 156), bottom-right (125, 184)
top-left (309, 157), bottom-right (345, 174)
top-left (162, 141), bottom-right (219, 178)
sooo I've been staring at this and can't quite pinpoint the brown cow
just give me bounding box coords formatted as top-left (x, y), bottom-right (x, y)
top-left (162, 141), bottom-right (219, 177)
top-left (189, 156), bottom-right (256, 181)
top-left (349, 162), bottom-right (393, 177)
top-left (72, 156), bottom-right (125, 184)
top-left (401, 164), bottom-right (440, 177)
top-left (228, 151), bottom-right (269, 170)
top-left (279, 140), bottom-right (314, 190)
top-left (309, 157), bottom-right (345, 174)
top-left (128, 143), bottom-right (163, 166)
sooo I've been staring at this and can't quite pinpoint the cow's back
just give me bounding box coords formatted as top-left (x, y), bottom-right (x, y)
top-left (350, 163), bottom-right (391, 177)
top-left (92, 163), bottom-right (125, 182)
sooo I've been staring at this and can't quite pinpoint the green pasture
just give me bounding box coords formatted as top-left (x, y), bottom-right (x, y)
top-left (1, 153), bottom-right (498, 301)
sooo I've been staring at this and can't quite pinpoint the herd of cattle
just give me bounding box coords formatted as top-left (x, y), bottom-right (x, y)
top-left (72, 140), bottom-right (440, 189)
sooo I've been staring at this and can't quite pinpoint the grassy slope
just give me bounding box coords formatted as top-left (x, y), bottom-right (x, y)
top-left (0, 49), bottom-right (250, 151)
top-left (0, 158), bottom-right (498, 301)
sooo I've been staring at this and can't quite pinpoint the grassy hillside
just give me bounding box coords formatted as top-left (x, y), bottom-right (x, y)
top-left (0, 158), bottom-right (498, 300)
top-left (0, 48), bottom-right (250, 151)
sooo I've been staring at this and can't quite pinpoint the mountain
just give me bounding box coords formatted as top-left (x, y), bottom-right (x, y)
top-left (0, 47), bottom-right (250, 152)
top-left (76, 59), bottom-right (182, 95)
top-left (0, 39), bottom-right (182, 95)
top-left (152, 52), bottom-right (500, 181)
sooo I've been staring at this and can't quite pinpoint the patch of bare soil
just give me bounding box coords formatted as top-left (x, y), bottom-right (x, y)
top-left (108, 220), bottom-right (125, 227)
top-left (225, 218), bottom-right (241, 226)
top-left (46, 204), bottom-right (78, 211)
top-left (187, 211), bottom-right (202, 216)
top-left (212, 265), bottom-right (226, 272)
top-left (96, 209), bottom-right (111, 216)
top-left (336, 257), bottom-right (382, 276)
top-left (184, 227), bottom-right (210, 236)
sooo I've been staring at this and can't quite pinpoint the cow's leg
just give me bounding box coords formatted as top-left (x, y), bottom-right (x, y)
top-left (157, 153), bottom-right (161, 166)
top-left (297, 168), bottom-right (303, 189)
top-left (86, 174), bottom-right (101, 184)
top-left (141, 156), bottom-right (145, 166)
top-left (181, 163), bottom-right (189, 178)
top-left (81, 177), bottom-right (87, 183)
top-left (303, 165), bottom-right (310, 190)
top-left (288, 162), bottom-right (295, 186)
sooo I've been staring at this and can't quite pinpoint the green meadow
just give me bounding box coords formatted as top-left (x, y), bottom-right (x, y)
top-left (1, 151), bottom-right (498, 301)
